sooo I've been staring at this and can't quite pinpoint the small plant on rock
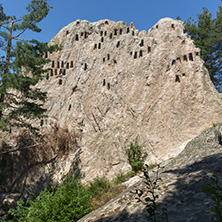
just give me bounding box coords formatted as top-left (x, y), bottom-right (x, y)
top-left (202, 176), bottom-right (222, 222)
top-left (135, 165), bottom-right (168, 222)
top-left (127, 136), bottom-right (144, 172)
top-left (113, 170), bottom-right (126, 184)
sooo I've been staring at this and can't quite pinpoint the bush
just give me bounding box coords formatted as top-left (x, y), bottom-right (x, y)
top-left (113, 170), bottom-right (126, 184)
top-left (87, 176), bottom-right (111, 197)
top-left (135, 165), bottom-right (168, 222)
top-left (8, 173), bottom-right (92, 222)
top-left (127, 136), bottom-right (144, 172)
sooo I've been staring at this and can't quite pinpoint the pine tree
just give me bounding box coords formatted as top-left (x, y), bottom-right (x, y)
top-left (0, 0), bottom-right (59, 131)
top-left (214, 2), bottom-right (222, 88)
top-left (183, 2), bottom-right (222, 91)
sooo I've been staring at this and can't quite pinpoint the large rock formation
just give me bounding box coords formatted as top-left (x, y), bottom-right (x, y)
top-left (1, 17), bottom-right (222, 218)
top-left (35, 17), bottom-right (222, 182)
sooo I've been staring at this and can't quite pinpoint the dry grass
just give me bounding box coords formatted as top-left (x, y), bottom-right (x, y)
top-left (12, 125), bottom-right (80, 166)
top-left (90, 183), bottom-right (126, 210)
top-left (42, 125), bottom-right (80, 158)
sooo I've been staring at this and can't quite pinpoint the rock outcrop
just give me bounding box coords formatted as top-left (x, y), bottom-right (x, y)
top-left (36, 17), bottom-right (222, 181)
top-left (1, 17), bottom-right (222, 216)
top-left (78, 124), bottom-right (222, 222)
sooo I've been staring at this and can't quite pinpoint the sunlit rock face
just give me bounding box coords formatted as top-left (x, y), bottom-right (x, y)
top-left (36, 17), bottom-right (222, 181)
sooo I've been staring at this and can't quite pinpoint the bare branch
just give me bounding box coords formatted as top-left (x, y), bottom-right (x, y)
top-left (12, 27), bottom-right (28, 39)
top-left (12, 18), bottom-right (23, 24)
top-left (0, 143), bottom-right (40, 155)
top-left (13, 37), bottom-right (29, 42)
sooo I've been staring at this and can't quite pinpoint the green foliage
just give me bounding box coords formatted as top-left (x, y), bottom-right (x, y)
top-left (87, 176), bottom-right (111, 197)
top-left (8, 173), bottom-right (92, 222)
top-left (135, 165), bottom-right (168, 222)
top-left (202, 176), bottom-right (222, 221)
top-left (183, 2), bottom-right (222, 91)
top-left (8, 200), bottom-right (28, 222)
top-left (127, 136), bottom-right (144, 172)
top-left (0, 1), bottom-right (60, 131)
top-left (113, 170), bottom-right (126, 184)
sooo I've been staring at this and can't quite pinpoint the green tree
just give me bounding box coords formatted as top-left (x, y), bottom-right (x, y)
top-left (0, 0), bottom-right (59, 131)
top-left (8, 173), bottom-right (92, 222)
top-left (184, 1), bottom-right (222, 91)
top-left (214, 2), bottom-right (222, 87)
top-left (127, 136), bottom-right (144, 172)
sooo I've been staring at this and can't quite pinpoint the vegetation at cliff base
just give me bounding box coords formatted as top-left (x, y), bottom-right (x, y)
top-left (3, 173), bottom-right (127, 222)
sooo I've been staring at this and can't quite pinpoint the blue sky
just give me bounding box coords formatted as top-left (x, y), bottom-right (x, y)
top-left (1, 0), bottom-right (221, 43)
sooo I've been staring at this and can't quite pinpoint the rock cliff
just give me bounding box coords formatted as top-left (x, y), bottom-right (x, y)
top-left (36, 17), bottom-right (222, 181)
top-left (1, 17), bottom-right (222, 217)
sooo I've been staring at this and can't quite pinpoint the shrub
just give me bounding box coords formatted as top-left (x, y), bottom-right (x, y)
top-left (127, 136), bottom-right (144, 172)
top-left (113, 170), bottom-right (126, 184)
top-left (8, 173), bottom-right (92, 222)
top-left (87, 176), bottom-right (111, 197)
top-left (135, 165), bottom-right (168, 222)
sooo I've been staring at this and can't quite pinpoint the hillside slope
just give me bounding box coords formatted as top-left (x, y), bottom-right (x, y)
top-left (78, 124), bottom-right (222, 222)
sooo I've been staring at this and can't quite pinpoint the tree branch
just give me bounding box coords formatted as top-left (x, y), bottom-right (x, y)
top-left (12, 18), bottom-right (23, 24)
top-left (12, 27), bottom-right (28, 39)
top-left (0, 143), bottom-right (40, 155)
top-left (13, 37), bottom-right (29, 42)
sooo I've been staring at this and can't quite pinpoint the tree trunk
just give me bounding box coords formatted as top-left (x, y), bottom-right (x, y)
top-left (0, 17), bottom-right (13, 120)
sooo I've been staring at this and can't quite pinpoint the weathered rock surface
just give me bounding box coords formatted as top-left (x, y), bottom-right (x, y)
top-left (78, 124), bottom-right (222, 222)
top-left (36, 17), bottom-right (222, 181)
top-left (1, 17), bottom-right (222, 217)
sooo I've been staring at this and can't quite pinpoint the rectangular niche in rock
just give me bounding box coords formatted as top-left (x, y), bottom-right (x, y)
top-left (139, 39), bottom-right (144, 47)
top-left (189, 53), bottom-right (193, 61)
top-left (148, 46), bottom-right (151, 53)
top-left (183, 55), bottom-right (188, 62)
top-left (175, 75), bottom-right (180, 82)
